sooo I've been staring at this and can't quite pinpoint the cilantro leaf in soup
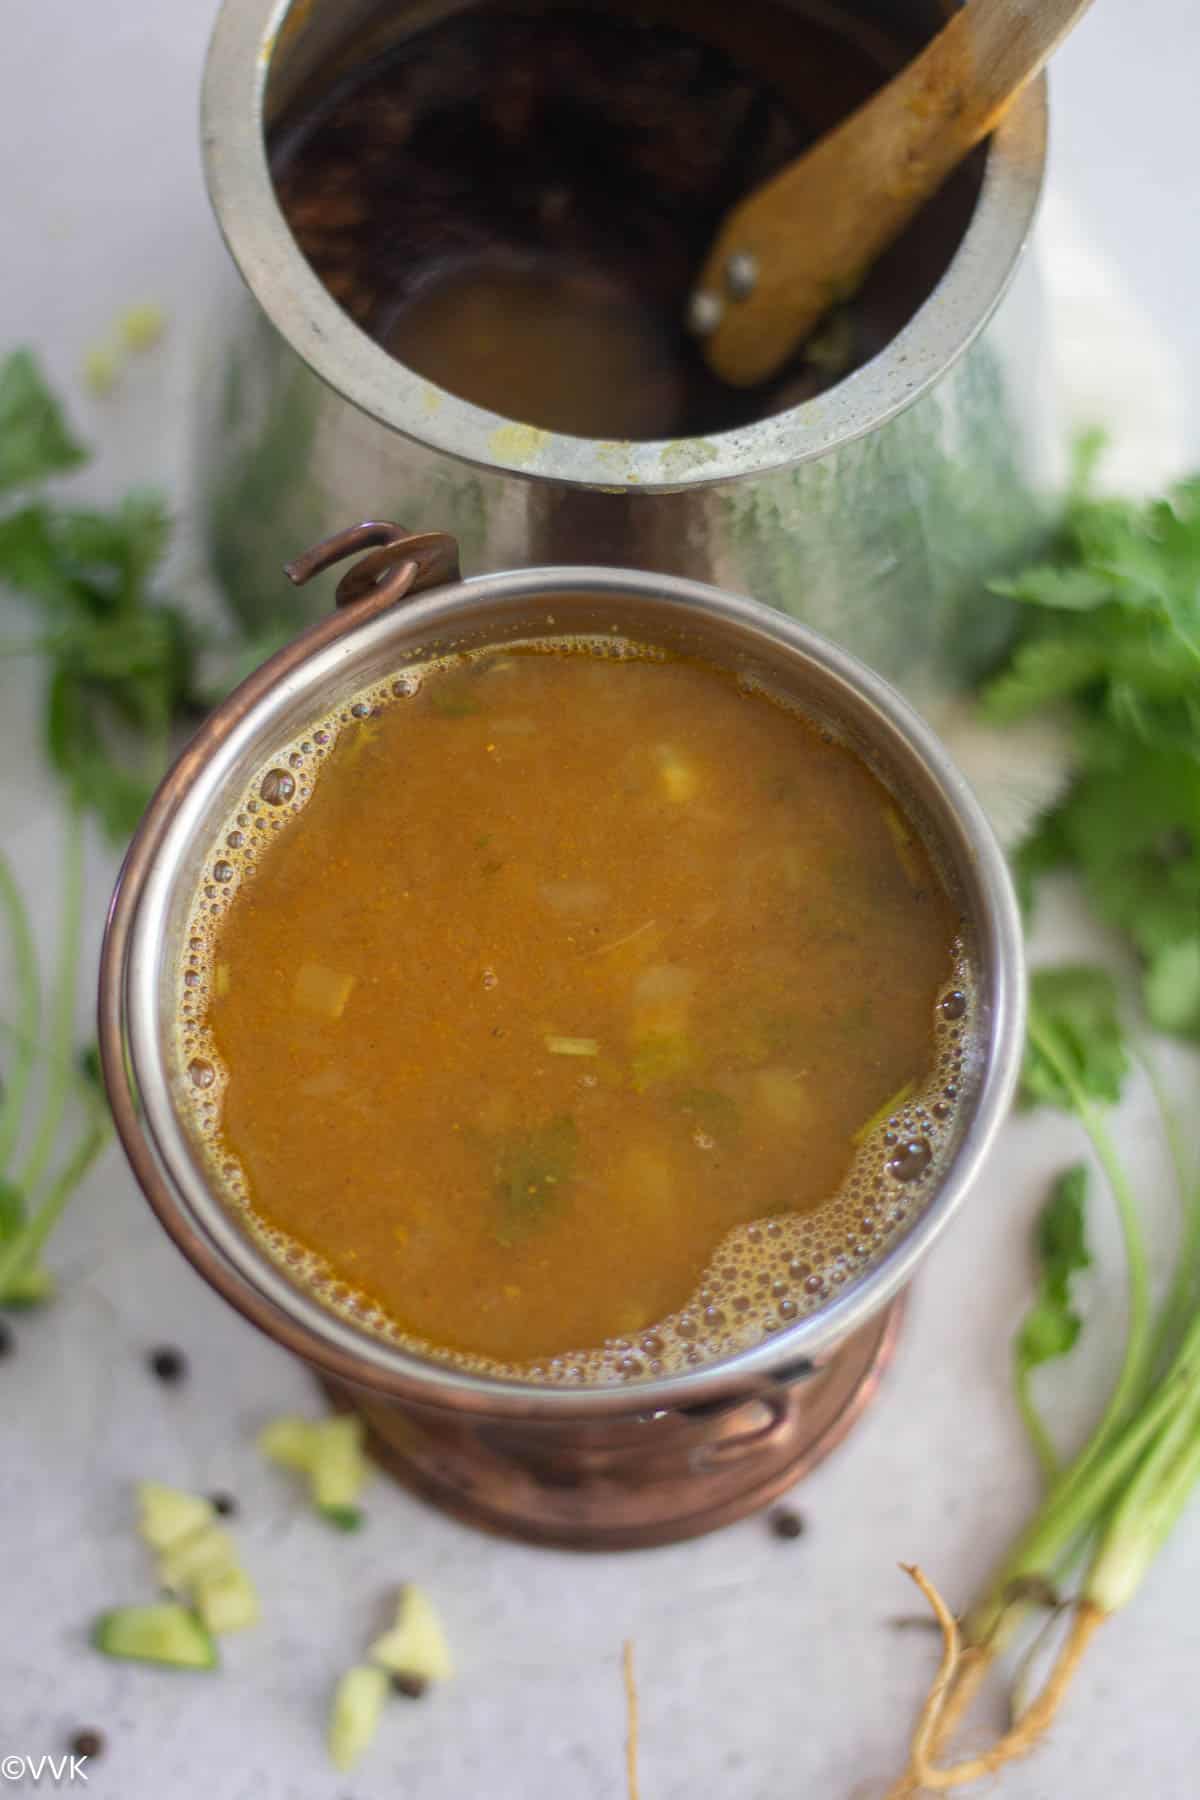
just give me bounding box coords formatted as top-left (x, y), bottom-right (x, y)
top-left (1022, 966), bottom-right (1128, 1111)
top-left (0, 349), bottom-right (87, 492)
top-left (493, 1115), bottom-right (579, 1246)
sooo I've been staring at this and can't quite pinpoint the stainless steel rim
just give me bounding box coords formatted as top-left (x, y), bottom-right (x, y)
top-left (200, 0), bottom-right (1048, 494)
top-left (108, 564), bottom-right (1026, 1419)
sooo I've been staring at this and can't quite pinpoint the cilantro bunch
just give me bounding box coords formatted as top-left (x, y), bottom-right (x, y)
top-left (887, 438), bottom-right (1200, 1786)
top-left (983, 435), bottom-right (1200, 1038)
top-left (0, 349), bottom-right (218, 1306)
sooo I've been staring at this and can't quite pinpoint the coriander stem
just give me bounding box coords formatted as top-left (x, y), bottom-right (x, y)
top-left (1028, 1013), bottom-right (1153, 1442)
top-left (0, 1113), bottom-right (110, 1294)
top-left (961, 1018), bottom-right (1163, 1650)
top-left (0, 851), bottom-right (41, 1174)
top-left (19, 805), bottom-right (85, 1196)
top-left (1138, 1044), bottom-right (1200, 1376)
top-left (1014, 1364), bottom-right (1061, 1485)
top-left (1085, 1363), bottom-right (1200, 1614)
top-left (965, 1307), bottom-right (1200, 1645)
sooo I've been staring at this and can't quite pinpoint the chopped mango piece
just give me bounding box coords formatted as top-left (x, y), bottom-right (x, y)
top-left (293, 962), bottom-right (356, 1020)
top-left (328, 1664), bottom-right (389, 1770)
top-left (136, 1483), bottom-right (216, 1553)
top-left (194, 1565), bottom-right (260, 1635)
top-left (258, 1415), bottom-right (321, 1472)
top-left (368, 1585), bottom-right (454, 1683)
top-left (752, 1067), bottom-right (815, 1131)
top-left (310, 1414), bottom-right (367, 1510)
top-left (158, 1523), bottom-right (238, 1593)
top-left (214, 961), bottom-right (231, 998)
top-left (544, 1035), bottom-right (600, 1056)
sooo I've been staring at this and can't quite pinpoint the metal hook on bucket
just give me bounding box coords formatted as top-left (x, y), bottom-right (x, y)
top-left (284, 520), bottom-right (461, 610)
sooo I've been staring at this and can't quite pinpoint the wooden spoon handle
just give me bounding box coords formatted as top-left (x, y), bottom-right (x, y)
top-left (697, 0), bottom-right (1093, 388)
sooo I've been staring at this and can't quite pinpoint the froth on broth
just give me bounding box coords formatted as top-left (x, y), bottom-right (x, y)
top-left (177, 643), bottom-right (973, 1381)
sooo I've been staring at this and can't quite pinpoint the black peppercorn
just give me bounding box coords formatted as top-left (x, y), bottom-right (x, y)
top-left (148, 1346), bottom-right (187, 1384)
top-left (769, 1506), bottom-right (807, 1541)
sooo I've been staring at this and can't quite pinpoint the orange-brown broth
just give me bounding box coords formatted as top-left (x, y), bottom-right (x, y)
top-left (191, 648), bottom-right (964, 1369)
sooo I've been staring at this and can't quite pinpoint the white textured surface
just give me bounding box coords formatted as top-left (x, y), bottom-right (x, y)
top-left (2, 3), bottom-right (1200, 1796)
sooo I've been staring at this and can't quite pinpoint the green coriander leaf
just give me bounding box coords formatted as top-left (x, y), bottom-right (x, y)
top-left (0, 349), bottom-right (87, 492)
top-left (55, 491), bottom-right (171, 616)
top-left (1022, 965), bottom-right (1128, 1111)
top-left (1068, 426), bottom-right (1108, 497)
top-left (1016, 1164), bottom-right (1091, 1367)
top-left (1010, 808), bottom-right (1071, 918)
top-left (1143, 939), bottom-right (1200, 1040)
top-left (1013, 1164), bottom-right (1091, 1477)
top-left (1055, 746), bottom-right (1200, 963)
top-left (492, 1115), bottom-right (578, 1246)
top-left (981, 634), bottom-right (1107, 721)
top-left (44, 667), bottom-right (153, 841)
top-left (0, 504), bottom-right (72, 606)
top-left (987, 566), bottom-right (1115, 611)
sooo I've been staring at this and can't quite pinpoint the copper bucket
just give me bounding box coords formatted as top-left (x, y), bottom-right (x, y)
top-left (99, 526), bottom-right (1023, 1548)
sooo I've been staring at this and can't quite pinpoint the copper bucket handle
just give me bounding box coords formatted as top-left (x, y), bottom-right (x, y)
top-left (284, 520), bottom-right (461, 611)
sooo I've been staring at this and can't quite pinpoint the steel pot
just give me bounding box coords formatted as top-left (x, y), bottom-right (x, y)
top-left (198, 0), bottom-right (1052, 716)
top-left (99, 525), bottom-right (1023, 1546)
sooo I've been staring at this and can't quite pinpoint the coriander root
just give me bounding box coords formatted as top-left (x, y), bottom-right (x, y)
top-left (623, 1639), bottom-right (639, 1800)
top-left (887, 1565), bottom-right (1104, 1793)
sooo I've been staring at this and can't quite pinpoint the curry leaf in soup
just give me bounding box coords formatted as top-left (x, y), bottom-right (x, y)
top-left (493, 1116), bottom-right (579, 1246)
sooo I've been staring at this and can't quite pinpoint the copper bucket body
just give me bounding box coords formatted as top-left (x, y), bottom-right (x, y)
top-left (99, 530), bottom-right (1023, 1547)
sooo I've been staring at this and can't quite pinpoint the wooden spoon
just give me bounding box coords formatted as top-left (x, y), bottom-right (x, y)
top-left (690, 0), bottom-right (1093, 388)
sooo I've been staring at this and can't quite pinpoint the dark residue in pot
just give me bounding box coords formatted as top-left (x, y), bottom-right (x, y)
top-left (268, 2), bottom-right (984, 441)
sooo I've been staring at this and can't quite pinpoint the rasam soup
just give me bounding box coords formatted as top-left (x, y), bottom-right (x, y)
top-left (177, 643), bottom-right (971, 1380)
